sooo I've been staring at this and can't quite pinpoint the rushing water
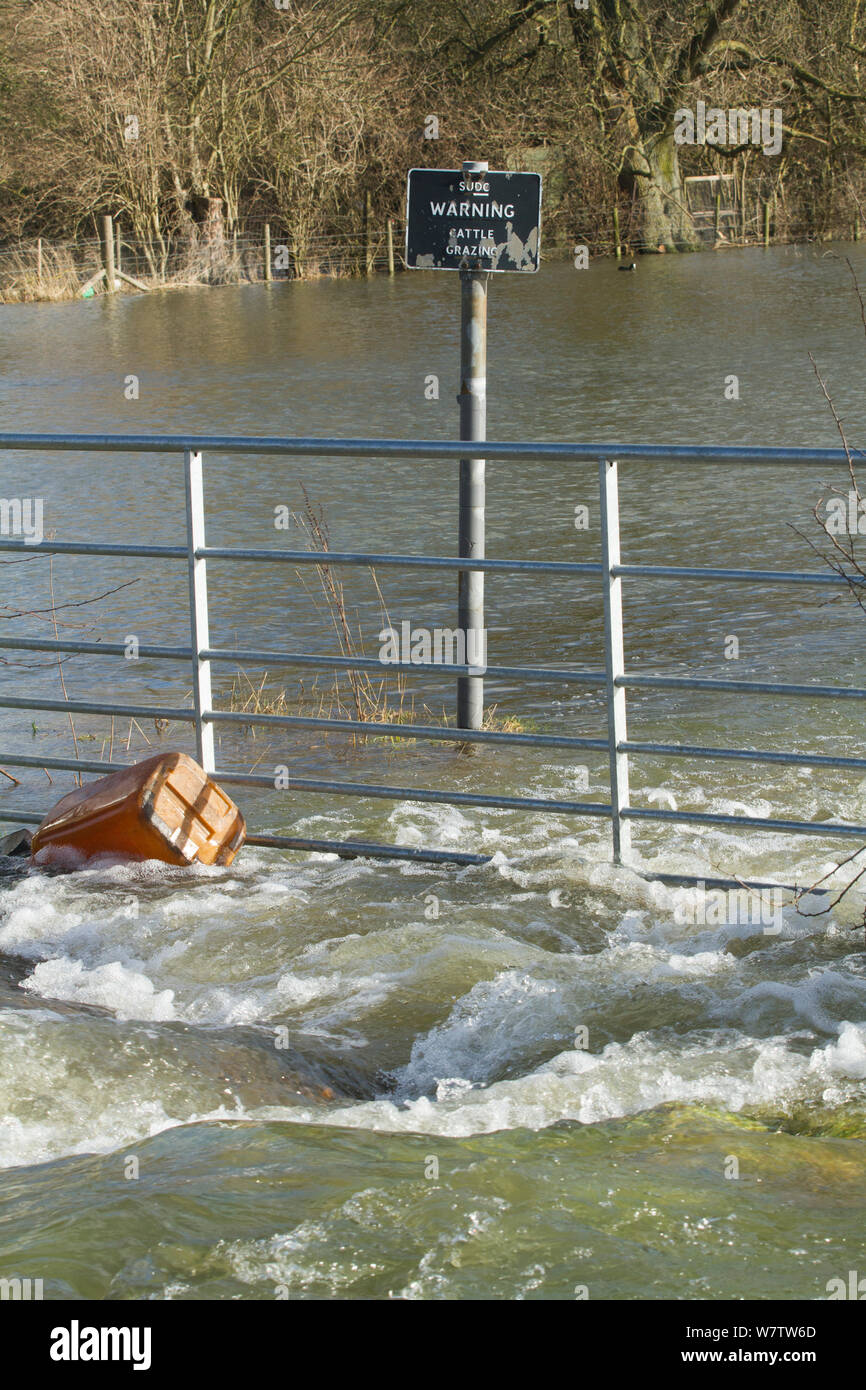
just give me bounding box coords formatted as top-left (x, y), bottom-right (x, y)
top-left (1, 246), bottom-right (866, 1300)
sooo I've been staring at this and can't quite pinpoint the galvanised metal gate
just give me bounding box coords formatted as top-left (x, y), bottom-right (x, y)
top-left (2, 432), bottom-right (866, 868)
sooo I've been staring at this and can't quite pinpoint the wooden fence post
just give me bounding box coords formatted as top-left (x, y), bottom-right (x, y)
top-left (364, 190), bottom-right (373, 276)
top-left (264, 223), bottom-right (272, 281)
top-left (740, 160), bottom-right (748, 243)
top-left (102, 214), bottom-right (116, 292)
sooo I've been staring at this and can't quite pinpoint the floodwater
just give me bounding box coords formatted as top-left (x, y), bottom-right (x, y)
top-left (1, 246), bottom-right (865, 1299)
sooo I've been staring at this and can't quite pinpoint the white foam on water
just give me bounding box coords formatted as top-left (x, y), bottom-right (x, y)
top-left (1, 765), bottom-right (864, 1166)
top-left (291, 1029), bottom-right (858, 1139)
top-left (0, 1006), bottom-right (253, 1168)
top-left (219, 1192), bottom-right (512, 1298)
top-left (810, 1021), bottom-right (866, 1080)
top-left (21, 957), bottom-right (176, 1021)
top-left (716, 968), bottom-right (866, 1035)
top-left (222, 1220), bottom-right (366, 1295)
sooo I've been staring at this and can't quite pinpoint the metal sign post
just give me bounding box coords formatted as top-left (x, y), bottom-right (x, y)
top-left (406, 161), bottom-right (542, 729)
top-left (457, 160), bottom-right (489, 730)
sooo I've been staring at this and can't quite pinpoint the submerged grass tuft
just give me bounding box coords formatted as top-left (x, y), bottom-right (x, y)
top-left (224, 490), bottom-right (524, 752)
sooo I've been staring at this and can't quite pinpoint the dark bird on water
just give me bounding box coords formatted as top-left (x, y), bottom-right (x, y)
top-left (618, 260), bottom-right (637, 271)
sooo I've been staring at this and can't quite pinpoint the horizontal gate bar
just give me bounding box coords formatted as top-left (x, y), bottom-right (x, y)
top-left (0, 536), bottom-right (602, 576)
top-left (0, 431), bottom-right (862, 466)
top-left (4, 641), bottom-right (861, 706)
top-left (620, 674), bottom-right (866, 700)
top-left (0, 539), bottom-right (186, 560)
top-left (244, 834), bottom-right (489, 866)
top-left (0, 696), bottom-right (194, 721)
top-left (622, 739), bottom-right (866, 771)
top-left (0, 808), bottom-right (489, 865)
top-left (200, 547), bottom-right (603, 575)
top-left (0, 811), bottom-right (489, 861)
top-left (0, 635), bottom-right (608, 683)
top-left (1, 539), bottom-right (853, 588)
top-left (3, 768), bottom-right (862, 841)
top-left (205, 708), bottom-right (609, 751)
top-left (0, 755), bottom-right (129, 776)
top-left (639, 870), bottom-right (830, 896)
top-left (203, 647), bottom-right (608, 684)
top-left (213, 768), bottom-right (614, 818)
top-left (623, 806), bottom-right (866, 838)
top-left (613, 563), bottom-right (861, 587)
top-left (0, 636), bottom-right (191, 660)
top-left (6, 643), bottom-right (863, 705)
top-left (5, 777), bottom-right (863, 840)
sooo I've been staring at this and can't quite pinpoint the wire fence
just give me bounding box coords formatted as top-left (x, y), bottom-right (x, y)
top-left (0, 198), bottom-right (854, 303)
top-left (0, 222), bottom-right (405, 301)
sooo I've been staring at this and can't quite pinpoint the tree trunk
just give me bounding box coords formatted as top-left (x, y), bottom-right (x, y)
top-left (623, 131), bottom-right (699, 252)
top-left (202, 196), bottom-right (228, 281)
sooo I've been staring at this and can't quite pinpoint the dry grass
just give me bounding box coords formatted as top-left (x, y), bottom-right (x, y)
top-left (0, 233), bottom-right (379, 303)
top-left (160, 237), bottom-right (254, 289)
top-left (228, 666), bottom-right (525, 748)
top-left (0, 244), bottom-right (87, 302)
top-left (227, 665), bottom-right (440, 740)
top-left (226, 489), bottom-right (524, 749)
top-left (226, 488), bottom-right (430, 745)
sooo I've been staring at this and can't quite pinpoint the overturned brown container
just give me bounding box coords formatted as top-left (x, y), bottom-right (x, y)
top-left (31, 752), bottom-right (246, 868)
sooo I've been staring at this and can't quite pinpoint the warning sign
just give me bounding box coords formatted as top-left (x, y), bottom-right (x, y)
top-left (405, 168), bottom-right (542, 272)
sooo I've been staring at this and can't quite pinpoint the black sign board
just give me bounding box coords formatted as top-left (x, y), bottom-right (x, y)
top-left (405, 168), bottom-right (542, 272)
